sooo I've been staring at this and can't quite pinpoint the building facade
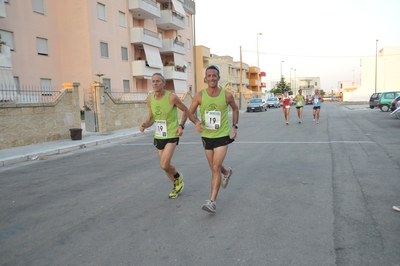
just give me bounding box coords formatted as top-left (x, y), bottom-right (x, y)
top-left (341, 46), bottom-right (400, 101)
top-left (0, 0), bottom-right (195, 106)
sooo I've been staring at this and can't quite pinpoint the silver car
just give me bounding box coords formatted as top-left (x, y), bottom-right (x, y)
top-left (266, 97), bottom-right (280, 108)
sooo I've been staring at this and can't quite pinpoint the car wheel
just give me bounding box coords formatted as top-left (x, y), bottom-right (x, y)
top-left (380, 105), bottom-right (390, 112)
top-left (370, 106), bottom-right (374, 109)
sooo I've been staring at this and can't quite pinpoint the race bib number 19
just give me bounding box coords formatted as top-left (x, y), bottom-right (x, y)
top-left (155, 120), bottom-right (167, 137)
top-left (205, 111), bottom-right (221, 130)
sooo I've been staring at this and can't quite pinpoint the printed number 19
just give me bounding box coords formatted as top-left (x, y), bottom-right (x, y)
top-left (209, 117), bottom-right (216, 124)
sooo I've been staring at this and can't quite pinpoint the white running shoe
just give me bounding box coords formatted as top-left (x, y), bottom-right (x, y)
top-left (202, 200), bottom-right (216, 213)
top-left (221, 167), bottom-right (233, 189)
top-left (393, 206), bottom-right (400, 212)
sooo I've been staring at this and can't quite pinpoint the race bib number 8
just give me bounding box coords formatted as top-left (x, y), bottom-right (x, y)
top-left (205, 111), bottom-right (221, 130)
top-left (155, 120), bottom-right (167, 137)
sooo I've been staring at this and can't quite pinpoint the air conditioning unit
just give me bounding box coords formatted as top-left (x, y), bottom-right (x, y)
top-left (163, 3), bottom-right (169, 9)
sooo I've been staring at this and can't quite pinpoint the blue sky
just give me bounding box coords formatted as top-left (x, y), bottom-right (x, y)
top-left (194, 0), bottom-right (400, 90)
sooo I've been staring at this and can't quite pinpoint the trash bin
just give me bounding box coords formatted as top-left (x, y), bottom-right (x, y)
top-left (69, 128), bottom-right (82, 141)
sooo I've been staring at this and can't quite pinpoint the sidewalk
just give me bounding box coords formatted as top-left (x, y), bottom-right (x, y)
top-left (0, 123), bottom-right (154, 168)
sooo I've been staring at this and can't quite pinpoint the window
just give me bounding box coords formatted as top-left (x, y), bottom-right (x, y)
top-left (315, 82), bottom-right (317, 86)
top-left (37, 37), bottom-right (48, 56)
top-left (40, 78), bottom-right (52, 95)
top-left (119, 11), bottom-right (126, 27)
top-left (32, 0), bottom-right (45, 14)
top-left (103, 78), bottom-right (111, 92)
top-left (0, 30), bottom-right (15, 50)
top-left (121, 46), bottom-right (128, 61)
top-left (100, 42), bottom-right (108, 58)
top-left (97, 3), bottom-right (106, 21)
top-left (123, 80), bottom-right (130, 93)
top-left (177, 35), bottom-right (181, 42)
top-left (186, 15), bottom-right (190, 26)
top-left (187, 39), bottom-right (191, 50)
top-left (188, 62), bottom-right (192, 73)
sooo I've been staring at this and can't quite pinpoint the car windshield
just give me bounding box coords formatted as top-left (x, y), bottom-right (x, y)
top-left (267, 98), bottom-right (277, 101)
top-left (250, 99), bottom-right (262, 103)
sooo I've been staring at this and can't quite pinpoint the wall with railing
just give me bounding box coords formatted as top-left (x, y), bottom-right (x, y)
top-left (0, 83), bottom-right (81, 150)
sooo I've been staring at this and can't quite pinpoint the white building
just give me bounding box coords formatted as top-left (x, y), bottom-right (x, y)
top-left (341, 46), bottom-right (400, 101)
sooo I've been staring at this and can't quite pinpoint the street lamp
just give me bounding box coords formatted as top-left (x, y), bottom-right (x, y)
top-left (280, 61), bottom-right (284, 79)
top-left (375, 39), bottom-right (378, 93)
top-left (290, 68), bottom-right (293, 91)
top-left (257, 33), bottom-right (262, 69)
top-left (294, 69), bottom-right (296, 91)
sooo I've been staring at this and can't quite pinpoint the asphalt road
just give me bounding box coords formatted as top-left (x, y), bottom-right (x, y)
top-left (1, 102), bottom-right (399, 266)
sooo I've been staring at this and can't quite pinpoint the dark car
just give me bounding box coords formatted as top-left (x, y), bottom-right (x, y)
top-left (369, 92), bottom-right (382, 109)
top-left (246, 98), bottom-right (267, 112)
top-left (390, 95), bottom-right (400, 112)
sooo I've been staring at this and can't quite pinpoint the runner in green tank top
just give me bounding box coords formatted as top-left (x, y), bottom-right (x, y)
top-left (295, 89), bottom-right (305, 124)
top-left (140, 73), bottom-right (188, 199)
top-left (188, 65), bottom-right (239, 213)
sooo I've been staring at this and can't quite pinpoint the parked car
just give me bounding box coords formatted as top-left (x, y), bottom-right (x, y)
top-left (369, 92), bottom-right (382, 109)
top-left (266, 97), bottom-right (280, 108)
top-left (390, 95), bottom-right (400, 112)
top-left (246, 98), bottom-right (267, 112)
top-left (379, 91), bottom-right (400, 112)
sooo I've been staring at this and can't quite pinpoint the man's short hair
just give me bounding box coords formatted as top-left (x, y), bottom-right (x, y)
top-left (206, 65), bottom-right (220, 76)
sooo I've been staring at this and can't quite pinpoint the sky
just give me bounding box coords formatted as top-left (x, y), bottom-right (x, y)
top-left (194, 0), bottom-right (400, 90)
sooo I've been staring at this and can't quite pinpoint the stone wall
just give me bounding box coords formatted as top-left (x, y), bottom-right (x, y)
top-left (0, 83), bottom-right (81, 150)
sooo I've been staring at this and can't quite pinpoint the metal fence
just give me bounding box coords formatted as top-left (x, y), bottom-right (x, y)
top-left (0, 85), bottom-right (62, 103)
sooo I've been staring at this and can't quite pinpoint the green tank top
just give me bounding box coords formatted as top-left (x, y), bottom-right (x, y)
top-left (150, 91), bottom-right (179, 139)
top-left (296, 95), bottom-right (305, 107)
top-left (200, 89), bottom-right (230, 138)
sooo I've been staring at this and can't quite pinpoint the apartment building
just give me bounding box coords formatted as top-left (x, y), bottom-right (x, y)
top-left (0, 0), bottom-right (195, 106)
top-left (194, 45), bottom-right (268, 95)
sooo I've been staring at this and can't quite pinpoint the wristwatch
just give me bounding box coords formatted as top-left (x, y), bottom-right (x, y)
top-left (232, 123), bottom-right (238, 129)
top-left (179, 124), bottom-right (185, 130)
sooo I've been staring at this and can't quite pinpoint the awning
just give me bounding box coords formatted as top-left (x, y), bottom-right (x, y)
top-left (173, 53), bottom-right (186, 68)
top-left (143, 44), bottom-right (163, 69)
top-left (173, 80), bottom-right (187, 93)
top-left (171, 0), bottom-right (186, 17)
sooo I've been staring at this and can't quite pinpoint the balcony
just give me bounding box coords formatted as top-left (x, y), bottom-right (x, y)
top-left (249, 79), bottom-right (259, 87)
top-left (163, 66), bottom-right (187, 80)
top-left (234, 77), bottom-right (249, 86)
top-left (156, 10), bottom-right (185, 30)
top-left (130, 27), bottom-right (162, 48)
top-left (132, 60), bottom-right (163, 79)
top-left (259, 71), bottom-right (266, 77)
top-left (159, 38), bottom-right (186, 55)
top-left (248, 66), bottom-right (260, 74)
top-left (260, 82), bottom-right (266, 88)
top-left (128, 0), bottom-right (160, 20)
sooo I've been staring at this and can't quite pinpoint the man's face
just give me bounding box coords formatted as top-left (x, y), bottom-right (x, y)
top-left (152, 75), bottom-right (164, 92)
top-left (205, 69), bottom-right (220, 88)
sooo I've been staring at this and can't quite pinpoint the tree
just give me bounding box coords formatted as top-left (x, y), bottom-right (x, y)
top-left (277, 77), bottom-right (293, 95)
top-left (319, 89), bottom-right (326, 96)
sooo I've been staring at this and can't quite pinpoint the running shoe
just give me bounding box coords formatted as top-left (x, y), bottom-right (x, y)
top-left (201, 200), bottom-right (216, 213)
top-left (168, 173), bottom-right (184, 198)
top-left (221, 167), bottom-right (233, 189)
top-left (393, 206), bottom-right (400, 212)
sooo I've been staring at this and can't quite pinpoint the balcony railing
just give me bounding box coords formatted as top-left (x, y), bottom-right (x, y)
top-left (159, 38), bottom-right (186, 55)
top-left (156, 10), bottom-right (185, 30)
top-left (163, 65), bottom-right (187, 80)
top-left (128, 0), bottom-right (160, 20)
top-left (130, 27), bottom-right (162, 48)
top-left (132, 60), bottom-right (163, 78)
